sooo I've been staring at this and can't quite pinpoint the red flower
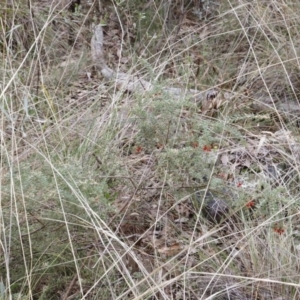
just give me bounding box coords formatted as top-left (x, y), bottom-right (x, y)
top-left (274, 227), bottom-right (285, 235)
top-left (236, 182), bottom-right (243, 187)
top-left (245, 200), bottom-right (256, 208)
top-left (203, 145), bottom-right (212, 152)
top-left (135, 146), bottom-right (143, 153)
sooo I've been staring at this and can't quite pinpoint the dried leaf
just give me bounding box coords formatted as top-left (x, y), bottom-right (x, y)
top-left (157, 243), bottom-right (182, 257)
top-left (174, 217), bottom-right (189, 223)
top-left (255, 135), bottom-right (266, 156)
top-left (221, 154), bottom-right (229, 165)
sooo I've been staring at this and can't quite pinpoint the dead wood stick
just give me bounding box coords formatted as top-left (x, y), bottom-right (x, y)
top-left (91, 24), bottom-right (214, 102)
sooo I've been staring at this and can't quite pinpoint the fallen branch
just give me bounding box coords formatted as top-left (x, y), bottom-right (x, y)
top-left (91, 24), bottom-right (214, 102)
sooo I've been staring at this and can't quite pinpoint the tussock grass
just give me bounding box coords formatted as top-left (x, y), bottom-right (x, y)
top-left (1, 0), bottom-right (300, 299)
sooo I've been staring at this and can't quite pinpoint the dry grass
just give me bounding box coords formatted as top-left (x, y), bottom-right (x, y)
top-left (1, 0), bottom-right (300, 299)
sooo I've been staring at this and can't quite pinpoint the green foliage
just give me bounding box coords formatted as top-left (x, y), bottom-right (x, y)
top-left (0, 157), bottom-right (112, 298)
top-left (132, 91), bottom-right (246, 185)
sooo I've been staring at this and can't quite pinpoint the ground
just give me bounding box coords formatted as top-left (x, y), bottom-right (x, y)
top-left (1, 1), bottom-right (300, 299)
